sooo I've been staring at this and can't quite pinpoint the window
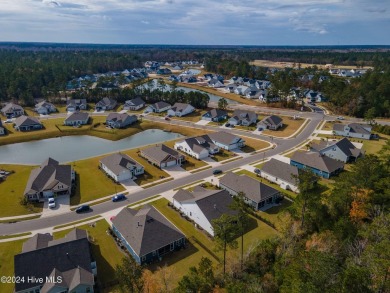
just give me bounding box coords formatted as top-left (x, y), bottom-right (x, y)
top-left (142, 256), bottom-right (146, 261)
top-left (86, 288), bottom-right (91, 293)
top-left (170, 243), bottom-right (174, 251)
top-left (153, 251), bottom-right (156, 256)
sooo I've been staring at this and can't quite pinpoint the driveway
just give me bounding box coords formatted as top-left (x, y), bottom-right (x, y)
top-left (120, 179), bottom-right (143, 193)
top-left (195, 120), bottom-right (209, 126)
top-left (164, 165), bottom-right (190, 179)
top-left (41, 195), bottom-right (70, 218)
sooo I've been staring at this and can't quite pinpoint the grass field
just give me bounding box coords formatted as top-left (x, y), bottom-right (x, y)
top-left (170, 110), bottom-right (206, 123)
top-left (211, 149), bottom-right (237, 162)
top-left (250, 59), bottom-right (373, 70)
top-left (0, 164), bottom-right (43, 217)
top-left (0, 239), bottom-right (25, 293)
top-left (262, 117), bottom-right (305, 137)
top-left (241, 137), bottom-right (271, 153)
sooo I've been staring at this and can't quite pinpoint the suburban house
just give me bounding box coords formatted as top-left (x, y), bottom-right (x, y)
top-left (208, 131), bottom-right (245, 150)
top-left (112, 205), bottom-right (186, 265)
top-left (310, 138), bottom-right (362, 163)
top-left (304, 90), bottom-right (326, 102)
top-left (234, 85), bottom-right (250, 95)
top-left (208, 78), bottom-right (224, 88)
top-left (1, 102), bottom-right (24, 118)
top-left (100, 153), bottom-right (144, 182)
top-left (14, 115), bottom-right (43, 131)
top-left (167, 103), bottom-right (195, 117)
top-left (140, 144), bottom-right (185, 168)
top-left (201, 108), bottom-right (228, 122)
top-left (123, 97), bottom-right (146, 111)
top-left (224, 83), bottom-right (237, 93)
top-left (333, 123), bottom-right (372, 140)
top-left (290, 152), bottom-right (345, 179)
top-left (145, 101), bottom-right (171, 113)
top-left (64, 111), bottom-right (90, 126)
top-left (66, 99), bottom-right (88, 112)
top-left (14, 229), bottom-right (96, 293)
top-left (259, 158), bottom-right (300, 192)
top-left (257, 115), bottom-right (283, 130)
top-left (95, 97), bottom-right (117, 111)
top-left (172, 186), bottom-right (236, 236)
top-left (228, 110), bottom-right (258, 126)
top-left (34, 101), bottom-right (56, 115)
top-left (106, 112), bottom-right (137, 128)
top-left (174, 135), bottom-right (220, 159)
top-left (24, 158), bottom-right (75, 201)
top-left (219, 172), bottom-right (281, 211)
top-left (0, 120), bottom-right (4, 135)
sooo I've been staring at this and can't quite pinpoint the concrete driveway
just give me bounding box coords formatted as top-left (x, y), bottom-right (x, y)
top-left (195, 120), bottom-right (210, 126)
top-left (41, 195), bottom-right (70, 217)
top-left (164, 165), bottom-right (190, 179)
top-left (120, 179), bottom-right (143, 193)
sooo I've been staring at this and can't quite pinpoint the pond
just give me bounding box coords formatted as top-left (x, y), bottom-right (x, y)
top-left (0, 129), bottom-right (183, 165)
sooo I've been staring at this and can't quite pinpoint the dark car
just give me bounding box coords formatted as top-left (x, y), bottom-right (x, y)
top-left (112, 194), bottom-right (126, 202)
top-left (225, 123), bottom-right (230, 127)
top-left (213, 169), bottom-right (222, 175)
top-left (75, 205), bottom-right (90, 213)
top-left (254, 168), bottom-right (261, 174)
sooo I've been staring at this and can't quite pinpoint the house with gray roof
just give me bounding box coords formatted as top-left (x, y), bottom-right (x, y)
top-left (24, 158), bottom-right (75, 201)
top-left (201, 108), bottom-right (228, 122)
top-left (1, 102), bottom-right (24, 118)
top-left (208, 131), bottom-right (245, 150)
top-left (95, 97), bottom-right (117, 111)
top-left (333, 123), bottom-right (372, 140)
top-left (34, 100), bottom-right (56, 115)
top-left (259, 158), bottom-right (300, 192)
top-left (14, 229), bottom-right (96, 293)
top-left (174, 135), bottom-right (220, 159)
top-left (145, 101), bottom-right (171, 113)
top-left (310, 138), bottom-right (362, 163)
top-left (106, 112), bottom-right (137, 129)
top-left (140, 144), bottom-right (184, 168)
top-left (228, 110), bottom-right (258, 126)
top-left (66, 99), bottom-right (87, 112)
top-left (64, 111), bottom-right (90, 126)
top-left (167, 103), bottom-right (195, 117)
top-left (0, 120), bottom-right (5, 135)
top-left (219, 172), bottom-right (281, 211)
top-left (112, 205), bottom-right (185, 265)
top-left (208, 78), bottom-right (224, 88)
top-left (100, 153), bottom-right (144, 182)
top-left (290, 151), bottom-right (344, 179)
top-left (172, 186), bottom-right (236, 236)
top-left (257, 115), bottom-right (283, 131)
top-left (14, 115), bottom-right (43, 131)
top-left (123, 97), bottom-right (145, 111)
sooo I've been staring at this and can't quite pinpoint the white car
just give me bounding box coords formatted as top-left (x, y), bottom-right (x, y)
top-left (336, 116), bottom-right (345, 120)
top-left (48, 198), bottom-right (56, 209)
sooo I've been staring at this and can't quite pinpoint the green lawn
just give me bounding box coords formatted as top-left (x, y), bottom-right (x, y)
top-left (242, 137), bottom-right (271, 153)
top-left (0, 164), bottom-right (43, 217)
top-left (211, 149), bottom-right (237, 162)
top-left (0, 239), bottom-right (25, 293)
top-left (171, 110), bottom-right (206, 123)
top-left (165, 140), bottom-right (208, 171)
top-left (263, 117), bottom-right (305, 137)
top-left (363, 134), bottom-right (389, 154)
top-left (257, 200), bottom-right (293, 230)
top-left (53, 220), bottom-right (125, 289)
top-left (234, 169), bottom-right (297, 199)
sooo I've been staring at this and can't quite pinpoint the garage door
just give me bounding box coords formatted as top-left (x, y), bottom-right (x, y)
top-left (166, 160), bottom-right (177, 167)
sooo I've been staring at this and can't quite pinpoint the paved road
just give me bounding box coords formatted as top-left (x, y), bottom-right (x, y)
top-left (0, 114), bottom-right (322, 235)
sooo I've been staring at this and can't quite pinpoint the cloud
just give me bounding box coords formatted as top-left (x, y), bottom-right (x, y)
top-left (141, 20), bottom-right (150, 25)
top-left (42, 0), bottom-right (61, 7)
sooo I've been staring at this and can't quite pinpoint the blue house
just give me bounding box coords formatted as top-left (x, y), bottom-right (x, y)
top-left (290, 152), bottom-right (344, 179)
top-left (201, 108), bottom-right (228, 122)
top-left (112, 205), bottom-right (186, 265)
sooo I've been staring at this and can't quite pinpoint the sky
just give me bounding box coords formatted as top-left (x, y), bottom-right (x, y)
top-left (0, 0), bottom-right (389, 45)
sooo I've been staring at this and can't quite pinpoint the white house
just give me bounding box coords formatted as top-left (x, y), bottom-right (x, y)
top-left (167, 103), bottom-right (195, 117)
top-left (123, 97), bottom-right (145, 111)
top-left (64, 112), bottom-right (89, 126)
top-left (144, 101), bottom-right (171, 113)
top-left (259, 158), bottom-right (300, 192)
top-left (310, 138), bottom-right (362, 163)
top-left (208, 131), bottom-right (245, 150)
top-left (34, 101), bottom-right (56, 115)
top-left (172, 186), bottom-right (236, 236)
top-left (333, 123), bottom-right (372, 140)
top-left (99, 153), bottom-right (144, 182)
top-left (174, 135), bottom-right (220, 159)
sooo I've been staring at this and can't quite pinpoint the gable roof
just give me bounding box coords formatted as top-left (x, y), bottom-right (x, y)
top-left (153, 101), bottom-right (171, 110)
top-left (232, 109), bottom-right (257, 123)
top-left (219, 172), bottom-right (279, 203)
top-left (170, 103), bottom-right (192, 112)
top-left (208, 131), bottom-right (243, 146)
top-left (203, 108), bottom-right (227, 119)
top-left (141, 144), bottom-right (183, 163)
top-left (291, 151), bottom-right (345, 173)
top-left (96, 97), bottom-right (116, 107)
top-left (261, 158), bottom-right (299, 185)
top-left (261, 115), bottom-right (283, 126)
top-left (67, 99), bottom-right (87, 106)
top-left (333, 123), bottom-right (372, 135)
top-left (14, 115), bottom-right (42, 127)
top-left (181, 134), bottom-right (217, 154)
top-left (126, 97), bottom-right (145, 107)
top-left (1, 102), bottom-right (23, 113)
top-left (65, 112), bottom-right (89, 123)
top-left (311, 138), bottom-right (361, 158)
top-left (112, 205), bottom-right (184, 257)
top-left (35, 101), bottom-right (55, 109)
top-left (106, 112), bottom-right (137, 125)
top-left (100, 153), bottom-right (143, 175)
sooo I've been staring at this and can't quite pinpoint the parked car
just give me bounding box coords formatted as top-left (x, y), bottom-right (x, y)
top-left (4, 119), bottom-right (12, 123)
top-left (254, 168), bottom-right (261, 174)
top-left (112, 194), bottom-right (126, 202)
top-left (165, 117), bottom-right (170, 121)
top-left (48, 197), bottom-right (56, 209)
top-left (225, 123), bottom-right (230, 127)
top-left (76, 205), bottom-right (90, 213)
top-left (213, 169), bottom-right (222, 175)
top-left (336, 116), bottom-right (345, 120)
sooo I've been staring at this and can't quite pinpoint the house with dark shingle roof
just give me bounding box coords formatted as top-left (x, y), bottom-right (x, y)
top-left (257, 115), bottom-right (283, 130)
top-left (174, 134), bottom-right (219, 159)
top-left (260, 158), bottom-right (300, 192)
top-left (100, 153), bottom-right (144, 182)
top-left (123, 97), bottom-right (145, 111)
top-left (201, 108), bottom-right (228, 122)
top-left (219, 172), bottom-right (281, 211)
top-left (95, 97), bottom-right (117, 111)
top-left (140, 144), bottom-right (184, 168)
top-left (64, 111), bottom-right (90, 126)
top-left (112, 205), bottom-right (185, 265)
top-left (290, 151), bottom-right (344, 179)
top-left (106, 112), bottom-right (137, 129)
top-left (0, 120), bottom-right (5, 135)
top-left (228, 110), bottom-right (258, 126)
top-left (66, 99), bottom-right (87, 112)
top-left (14, 115), bottom-right (43, 131)
top-left (14, 229), bottom-right (96, 293)
top-left (34, 100), bottom-right (56, 115)
top-left (1, 102), bottom-right (24, 118)
top-left (310, 138), bottom-right (362, 163)
top-left (208, 131), bottom-right (245, 150)
top-left (24, 158), bottom-right (75, 201)
top-left (333, 123), bottom-right (372, 140)
top-left (172, 186), bottom-right (236, 236)
top-left (145, 101), bottom-right (171, 113)
top-left (167, 103), bottom-right (195, 117)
